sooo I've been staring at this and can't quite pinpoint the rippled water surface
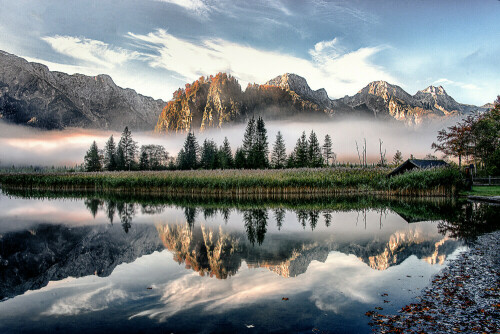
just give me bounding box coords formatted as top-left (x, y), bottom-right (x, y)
top-left (0, 191), bottom-right (497, 333)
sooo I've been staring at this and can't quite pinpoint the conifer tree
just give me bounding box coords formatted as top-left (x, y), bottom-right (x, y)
top-left (253, 117), bottom-right (269, 168)
top-left (200, 139), bottom-right (219, 169)
top-left (322, 134), bottom-right (334, 166)
top-left (308, 130), bottom-right (323, 167)
top-left (393, 150), bottom-right (403, 166)
top-left (242, 117), bottom-right (256, 168)
top-left (292, 131), bottom-right (309, 168)
top-left (286, 151), bottom-right (296, 168)
top-left (104, 135), bottom-right (117, 171)
top-left (271, 131), bottom-right (287, 168)
top-left (234, 147), bottom-right (246, 169)
top-left (219, 137), bottom-right (234, 169)
top-left (178, 132), bottom-right (199, 170)
top-left (84, 141), bottom-right (102, 172)
top-left (115, 145), bottom-right (126, 170)
top-left (119, 127), bottom-right (137, 170)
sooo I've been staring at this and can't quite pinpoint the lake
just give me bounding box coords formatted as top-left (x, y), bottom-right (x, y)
top-left (0, 190), bottom-right (497, 333)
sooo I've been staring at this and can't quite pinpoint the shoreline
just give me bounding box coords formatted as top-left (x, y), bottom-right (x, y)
top-left (368, 230), bottom-right (500, 333)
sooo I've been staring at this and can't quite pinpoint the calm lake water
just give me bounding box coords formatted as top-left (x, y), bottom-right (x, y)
top-left (0, 190), bottom-right (497, 334)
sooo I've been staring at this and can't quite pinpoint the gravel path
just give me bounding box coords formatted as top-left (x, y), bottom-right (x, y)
top-left (367, 231), bottom-right (500, 333)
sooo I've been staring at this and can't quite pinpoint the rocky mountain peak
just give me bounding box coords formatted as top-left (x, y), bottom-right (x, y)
top-left (414, 85), bottom-right (463, 114)
top-left (266, 73), bottom-right (332, 109)
top-left (266, 73), bottom-right (309, 91)
top-left (420, 85), bottom-right (447, 96)
top-left (362, 80), bottom-right (405, 96)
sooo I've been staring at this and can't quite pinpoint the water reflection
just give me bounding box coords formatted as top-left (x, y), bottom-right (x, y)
top-left (0, 189), bottom-right (498, 333)
top-left (1, 189), bottom-right (497, 300)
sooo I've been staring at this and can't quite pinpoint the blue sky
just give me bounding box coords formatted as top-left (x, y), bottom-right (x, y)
top-left (0, 0), bottom-right (498, 105)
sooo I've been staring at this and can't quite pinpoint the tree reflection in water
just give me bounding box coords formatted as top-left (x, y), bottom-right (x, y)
top-left (106, 200), bottom-right (116, 225)
top-left (84, 198), bottom-right (103, 219)
top-left (323, 210), bottom-right (332, 227)
top-left (184, 207), bottom-right (196, 229)
top-left (438, 202), bottom-right (500, 244)
top-left (1, 191), bottom-right (498, 300)
top-left (274, 208), bottom-right (285, 231)
top-left (117, 202), bottom-right (135, 233)
top-left (243, 209), bottom-right (268, 245)
top-left (6, 188), bottom-right (497, 244)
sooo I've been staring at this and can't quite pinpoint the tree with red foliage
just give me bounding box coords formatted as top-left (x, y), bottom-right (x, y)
top-left (432, 95), bottom-right (500, 172)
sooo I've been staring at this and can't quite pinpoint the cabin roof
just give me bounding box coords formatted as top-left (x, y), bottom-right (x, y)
top-left (388, 159), bottom-right (449, 177)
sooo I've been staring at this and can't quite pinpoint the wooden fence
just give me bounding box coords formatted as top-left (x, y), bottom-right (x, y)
top-left (472, 176), bottom-right (500, 186)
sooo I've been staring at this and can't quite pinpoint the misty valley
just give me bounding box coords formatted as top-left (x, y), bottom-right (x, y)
top-left (0, 190), bottom-right (498, 333)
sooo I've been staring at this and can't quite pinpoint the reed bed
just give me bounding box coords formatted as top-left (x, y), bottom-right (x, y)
top-left (0, 167), bottom-right (464, 197)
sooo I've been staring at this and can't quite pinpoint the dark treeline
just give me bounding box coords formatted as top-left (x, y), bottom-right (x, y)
top-left (84, 126), bottom-right (173, 172)
top-left (84, 117), bottom-right (338, 172)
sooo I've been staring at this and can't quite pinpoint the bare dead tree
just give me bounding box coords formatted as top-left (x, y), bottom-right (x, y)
top-left (356, 140), bottom-right (362, 166)
top-left (379, 138), bottom-right (387, 166)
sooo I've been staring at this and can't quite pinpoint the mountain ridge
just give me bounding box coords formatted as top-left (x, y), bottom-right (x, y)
top-left (156, 73), bottom-right (488, 132)
top-left (0, 51), bottom-right (488, 132)
top-left (0, 50), bottom-right (165, 130)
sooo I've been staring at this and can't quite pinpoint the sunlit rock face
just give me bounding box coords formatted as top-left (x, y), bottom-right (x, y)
top-left (340, 81), bottom-right (486, 126)
top-left (0, 51), bottom-right (165, 130)
top-left (156, 223), bottom-right (241, 279)
top-left (154, 72), bottom-right (330, 133)
top-left (155, 222), bottom-right (460, 279)
top-left (342, 81), bottom-right (442, 126)
top-left (156, 73), bottom-right (487, 133)
top-left (355, 230), bottom-right (458, 271)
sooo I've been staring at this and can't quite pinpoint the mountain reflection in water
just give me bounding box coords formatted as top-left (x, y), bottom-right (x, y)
top-left (0, 190), bottom-right (498, 333)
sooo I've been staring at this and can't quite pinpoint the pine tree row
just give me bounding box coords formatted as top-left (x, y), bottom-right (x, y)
top-left (84, 119), bottom-right (337, 171)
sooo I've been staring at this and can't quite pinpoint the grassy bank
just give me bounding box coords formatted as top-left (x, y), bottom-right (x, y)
top-left (0, 167), bottom-right (464, 197)
top-left (464, 185), bottom-right (500, 197)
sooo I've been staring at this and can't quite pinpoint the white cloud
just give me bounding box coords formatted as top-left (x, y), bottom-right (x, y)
top-left (42, 285), bottom-right (127, 316)
top-left (42, 35), bottom-right (141, 69)
top-left (155, 0), bottom-right (209, 15)
top-left (433, 78), bottom-right (479, 91)
top-left (127, 29), bottom-right (395, 97)
top-left (37, 31), bottom-right (395, 100)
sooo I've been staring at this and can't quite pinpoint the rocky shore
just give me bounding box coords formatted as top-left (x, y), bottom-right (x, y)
top-left (368, 231), bottom-right (499, 333)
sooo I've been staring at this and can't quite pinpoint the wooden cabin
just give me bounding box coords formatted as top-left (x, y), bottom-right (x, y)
top-left (388, 159), bottom-right (449, 177)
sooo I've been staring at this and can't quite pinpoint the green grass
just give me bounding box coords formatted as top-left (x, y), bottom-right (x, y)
top-left (0, 167), bottom-right (465, 197)
top-left (464, 186), bottom-right (500, 197)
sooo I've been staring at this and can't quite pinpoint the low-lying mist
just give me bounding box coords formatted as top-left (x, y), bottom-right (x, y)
top-left (0, 118), bottom-right (448, 167)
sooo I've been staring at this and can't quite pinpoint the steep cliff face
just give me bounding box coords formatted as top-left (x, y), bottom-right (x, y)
top-left (154, 73), bottom-right (331, 133)
top-left (157, 74), bottom-right (487, 132)
top-left (0, 50), bottom-right (164, 130)
top-left (201, 74), bottom-right (243, 130)
top-left (155, 77), bottom-right (212, 133)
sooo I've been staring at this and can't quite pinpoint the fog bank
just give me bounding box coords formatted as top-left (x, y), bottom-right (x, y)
top-left (0, 119), bottom-right (448, 167)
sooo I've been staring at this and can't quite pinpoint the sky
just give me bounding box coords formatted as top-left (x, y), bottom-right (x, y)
top-left (0, 0), bottom-right (498, 106)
